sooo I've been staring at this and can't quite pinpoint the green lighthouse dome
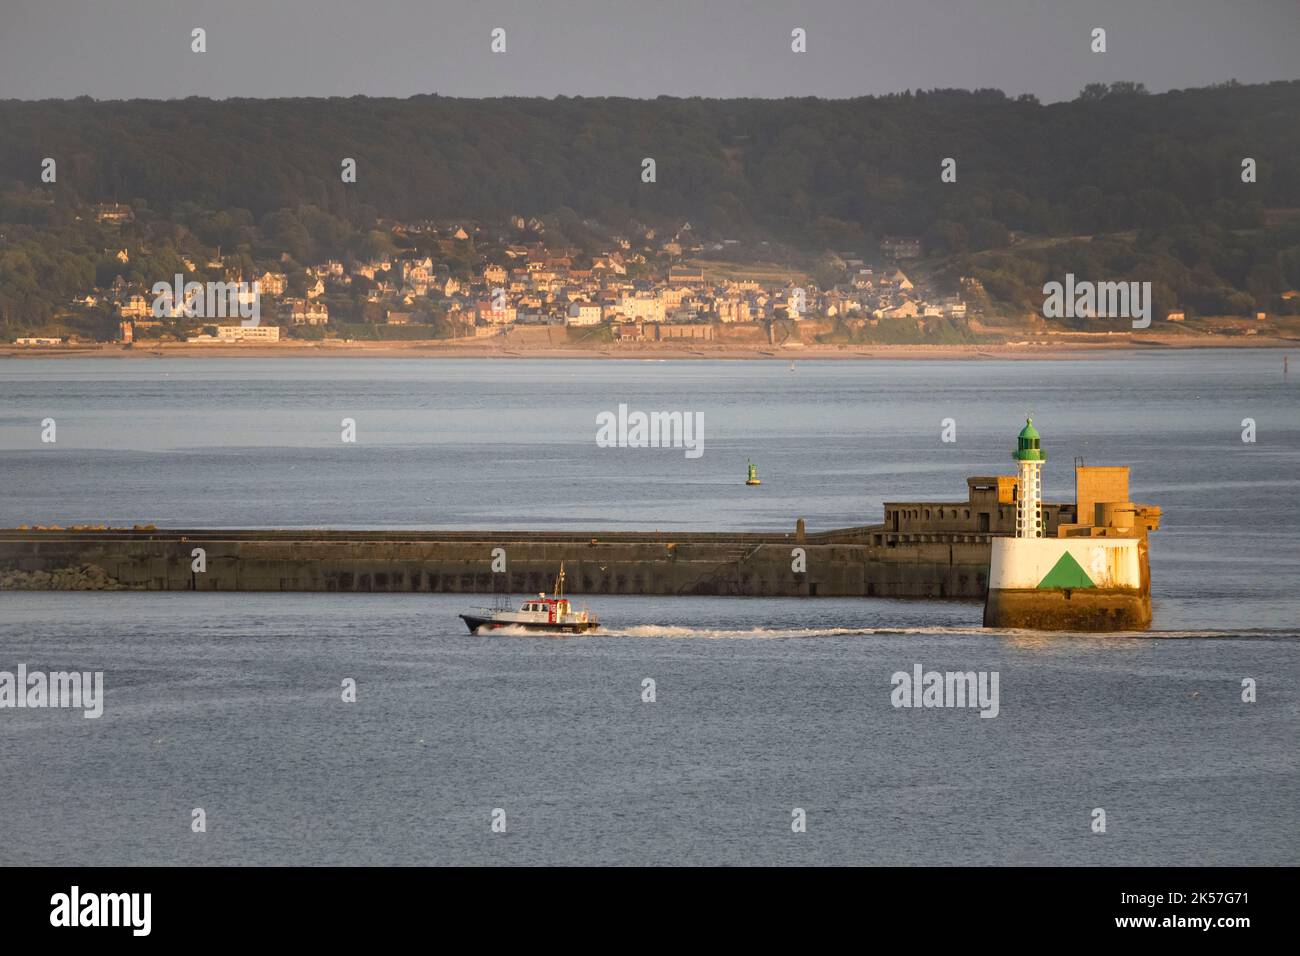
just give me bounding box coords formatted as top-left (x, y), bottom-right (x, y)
top-left (1014, 417), bottom-right (1046, 462)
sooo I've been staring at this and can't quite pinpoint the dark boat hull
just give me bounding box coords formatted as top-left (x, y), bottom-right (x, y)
top-left (459, 614), bottom-right (600, 634)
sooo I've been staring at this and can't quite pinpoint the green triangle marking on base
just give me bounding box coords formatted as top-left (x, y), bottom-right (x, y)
top-left (1037, 550), bottom-right (1095, 589)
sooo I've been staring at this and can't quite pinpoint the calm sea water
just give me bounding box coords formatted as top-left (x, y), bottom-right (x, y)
top-left (1, 352), bottom-right (1297, 864)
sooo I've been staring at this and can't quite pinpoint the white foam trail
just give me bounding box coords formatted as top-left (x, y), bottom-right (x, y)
top-left (472, 624), bottom-right (1297, 640)
top-left (472, 625), bottom-right (570, 637)
top-left (513, 624), bottom-right (989, 639)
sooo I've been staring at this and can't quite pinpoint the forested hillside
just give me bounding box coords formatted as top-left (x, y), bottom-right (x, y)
top-left (3, 80), bottom-right (1299, 333)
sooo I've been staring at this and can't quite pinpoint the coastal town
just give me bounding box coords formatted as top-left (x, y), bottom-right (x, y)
top-left (13, 204), bottom-right (980, 348)
top-left (8, 201), bottom-right (1296, 353)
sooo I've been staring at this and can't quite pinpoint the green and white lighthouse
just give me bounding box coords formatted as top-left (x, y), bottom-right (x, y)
top-left (1014, 418), bottom-right (1045, 539)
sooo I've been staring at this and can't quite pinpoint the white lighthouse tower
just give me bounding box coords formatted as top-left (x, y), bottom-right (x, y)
top-left (1014, 418), bottom-right (1045, 538)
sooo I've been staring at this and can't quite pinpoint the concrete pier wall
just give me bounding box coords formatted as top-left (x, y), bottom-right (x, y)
top-left (0, 528), bottom-right (994, 598)
top-left (982, 587), bottom-right (1152, 630)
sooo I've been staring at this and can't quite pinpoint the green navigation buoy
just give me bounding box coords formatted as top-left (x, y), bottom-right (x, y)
top-left (746, 459), bottom-right (761, 486)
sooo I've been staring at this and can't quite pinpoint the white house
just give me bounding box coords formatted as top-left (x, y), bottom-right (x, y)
top-left (566, 301), bottom-right (603, 326)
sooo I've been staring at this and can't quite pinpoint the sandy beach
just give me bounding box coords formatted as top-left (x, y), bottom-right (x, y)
top-left (2, 332), bottom-right (1296, 361)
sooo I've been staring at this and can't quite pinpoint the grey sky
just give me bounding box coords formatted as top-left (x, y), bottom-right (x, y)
top-left (1, 0), bottom-right (1296, 103)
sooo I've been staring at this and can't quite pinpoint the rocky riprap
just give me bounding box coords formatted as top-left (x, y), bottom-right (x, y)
top-left (0, 564), bottom-right (130, 590)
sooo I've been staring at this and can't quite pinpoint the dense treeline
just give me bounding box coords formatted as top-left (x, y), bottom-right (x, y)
top-left (3, 82), bottom-right (1298, 238)
top-left (2, 80), bottom-right (1300, 333)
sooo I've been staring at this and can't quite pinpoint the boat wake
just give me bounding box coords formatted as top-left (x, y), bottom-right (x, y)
top-left (604, 624), bottom-right (971, 639)
top-left (476, 624), bottom-right (1298, 640)
top-left (478, 624), bottom-right (591, 637)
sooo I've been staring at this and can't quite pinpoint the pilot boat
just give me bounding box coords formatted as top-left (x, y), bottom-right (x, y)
top-left (458, 564), bottom-right (600, 634)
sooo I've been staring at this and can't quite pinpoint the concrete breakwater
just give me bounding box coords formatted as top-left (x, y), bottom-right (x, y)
top-left (0, 523), bottom-right (996, 598)
top-left (0, 468), bottom-right (1158, 624)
